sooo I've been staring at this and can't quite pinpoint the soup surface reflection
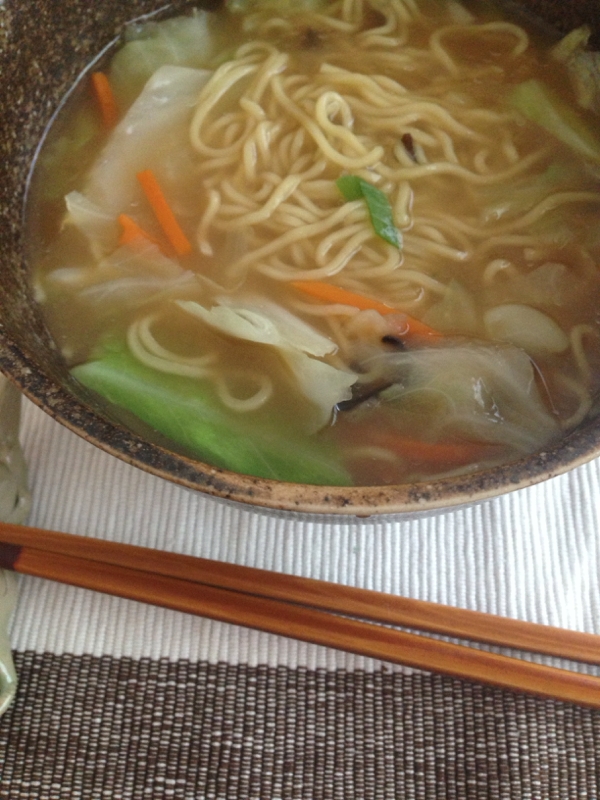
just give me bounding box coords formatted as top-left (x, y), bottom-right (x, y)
top-left (27, 0), bottom-right (600, 486)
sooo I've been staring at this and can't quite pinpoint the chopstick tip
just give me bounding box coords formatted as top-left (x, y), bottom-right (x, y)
top-left (0, 541), bottom-right (22, 570)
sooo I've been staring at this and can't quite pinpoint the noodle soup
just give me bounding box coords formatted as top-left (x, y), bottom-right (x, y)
top-left (27, 0), bottom-right (600, 486)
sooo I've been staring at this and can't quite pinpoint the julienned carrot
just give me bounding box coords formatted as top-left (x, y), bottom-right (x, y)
top-left (291, 280), bottom-right (439, 338)
top-left (91, 72), bottom-right (119, 128)
top-left (136, 169), bottom-right (192, 257)
top-left (386, 314), bottom-right (440, 340)
top-left (366, 432), bottom-right (495, 467)
top-left (118, 214), bottom-right (164, 251)
top-left (293, 280), bottom-right (395, 314)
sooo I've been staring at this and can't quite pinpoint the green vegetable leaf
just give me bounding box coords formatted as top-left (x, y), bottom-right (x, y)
top-left (71, 340), bottom-right (352, 486)
top-left (226, 0), bottom-right (327, 14)
top-left (508, 79), bottom-right (600, 164)
top-left (336, 175), bottom-right (402, 249)
top-left (109, 12), bottom-right (220, 108)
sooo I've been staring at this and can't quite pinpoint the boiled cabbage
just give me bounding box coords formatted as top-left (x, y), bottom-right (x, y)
top-left (64, 191), bottom-right (118, 258)
top-left (552, 26), bottom-right (600, 116)
top-left (371, 342), bottom-right (560, 453)
top-left (47, 240), bottom-right (194, 315)
top-left (508, 79), bottom-right (600, 164)
top-left (177, 298), bottom-right (357, 428)
top-left (483, 304), bottom-right (569, 357)
top-left (85, 65), bottom-right (212, 218)
top-left (226, 0), bottom-right (328, 15)
top-left (110, 11), bottom-right (221, 107)
top-left (72, 339), bottom-right (352, 485)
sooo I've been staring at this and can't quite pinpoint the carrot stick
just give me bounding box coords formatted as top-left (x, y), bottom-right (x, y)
top-left (91, 72), bottom-right (119, 128)
top-left (364, 432), bottom-right (495, 467)
top-left (386, 314), bottom-right (441, 340)
top-left (291, 280), bottom-right (440, 338)
top-left (292, 280), bottom-right (396, 314)
top-left (136, 169), bottom-right (192, 257)
top-left (118, 214), bottom-right (165, 251)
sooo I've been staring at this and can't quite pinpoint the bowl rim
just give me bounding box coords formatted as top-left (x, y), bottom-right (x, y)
top-left (3, 336), bottom-right (599, 517)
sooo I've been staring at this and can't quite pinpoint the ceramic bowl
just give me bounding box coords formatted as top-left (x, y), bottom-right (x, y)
top-left (0, 0), bottom-right (599, 517)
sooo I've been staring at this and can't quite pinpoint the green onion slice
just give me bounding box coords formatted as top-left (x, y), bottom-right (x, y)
top-left (336, 175), bottom-right (402, 249)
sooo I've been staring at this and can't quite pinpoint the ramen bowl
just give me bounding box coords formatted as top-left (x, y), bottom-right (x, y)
top-left (1, 0), bottom-right (599, 517)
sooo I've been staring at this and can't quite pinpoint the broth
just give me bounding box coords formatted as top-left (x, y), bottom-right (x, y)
top-left (26, 0), bottom-right (600, 486)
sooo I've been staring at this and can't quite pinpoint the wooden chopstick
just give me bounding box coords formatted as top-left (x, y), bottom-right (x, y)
top-left (1, 520), bottom-right (599, 708)
top-left (1, 520), bottom-right (598, 664)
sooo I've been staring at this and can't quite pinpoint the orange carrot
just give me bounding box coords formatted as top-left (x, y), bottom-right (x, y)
top-left (365, 431), bottom-right (495, 467)
top-left (118, 214), bottom-right (165, 251)
top-left (292, 280), bottom-right (395, 314)
top-left (136, 169), bottom-right (192, 257)
top-left (386, 314), bottom-right (440, 340)
top-left (91, 72), bottom-right (119, 128)
top-left (291, 280), bottom-right (440, 338)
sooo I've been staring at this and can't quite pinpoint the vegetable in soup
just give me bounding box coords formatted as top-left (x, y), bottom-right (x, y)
top-left (26, 0), bottom-right (600, 485)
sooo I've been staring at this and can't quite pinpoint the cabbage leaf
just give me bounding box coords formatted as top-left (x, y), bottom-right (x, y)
top-left (85, 65), bottom-right (212, 219)
top-left (176, 298), bottom-right (357, 429)
top-left (373, 343), bottom-right (560, 453)
top-left (552, 26), bottom-right (600, 116)
top-left (71, 340), bottom-right (352, 485)
top-left (483, 304), bottom-right (569, 357)
top-left (177, 297), bottom-right (338, 356)
top-left (46, 237), bottom-right (194, 317)
top-left (110, 11), bottom-right (221, 107)
top-left (226, 0), bottom-right (328, 14)
top-left (64, 191), bottom-right (118, 259)
top-left (508, 79), bottom-right (600, 164)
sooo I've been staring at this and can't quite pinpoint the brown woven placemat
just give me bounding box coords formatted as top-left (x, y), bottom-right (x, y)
top-left (1, 652), bottom-right (599, 799)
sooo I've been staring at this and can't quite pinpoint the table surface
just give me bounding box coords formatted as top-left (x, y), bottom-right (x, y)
top-left (1, 398), bottom-right (599, 799)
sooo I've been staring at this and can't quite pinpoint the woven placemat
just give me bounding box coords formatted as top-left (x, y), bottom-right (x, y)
top-left (2, 652), bottom-right (599, 799)
top-left (2, 400), bottom-right (600, 798)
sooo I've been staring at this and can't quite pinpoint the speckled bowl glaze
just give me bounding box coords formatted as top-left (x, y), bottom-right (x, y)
top-left (0, 0), bottom-right (599, 517)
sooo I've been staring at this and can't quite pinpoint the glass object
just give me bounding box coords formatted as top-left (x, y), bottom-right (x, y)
top-left (0, 374), bottom-right (31, 716)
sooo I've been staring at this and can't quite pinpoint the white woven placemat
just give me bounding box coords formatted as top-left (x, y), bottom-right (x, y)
top-left (7, 398), bottom-right (600, 670)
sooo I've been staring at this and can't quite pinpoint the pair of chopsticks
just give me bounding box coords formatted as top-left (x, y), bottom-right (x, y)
top-left (1, 520), bottom-right (599, 708)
